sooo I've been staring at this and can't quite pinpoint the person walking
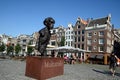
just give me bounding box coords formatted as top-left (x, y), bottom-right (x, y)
top-left (109, 53), bottom-right (117, 77)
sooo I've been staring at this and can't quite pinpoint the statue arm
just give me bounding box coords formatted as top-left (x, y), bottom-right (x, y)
top-left (39, 30), bottom-right (48, 44)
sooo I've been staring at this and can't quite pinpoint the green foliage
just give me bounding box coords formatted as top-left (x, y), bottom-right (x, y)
top-left (0, 43), bottom-right (5, 52)
top-left (7, 45), bottom-right (14, 55)
top-left (28, 40), bottom-right (33, 45)
top-left (27, 46), bottom-right (33, 55)
top-left (15, 44), bottom-right (21, 55)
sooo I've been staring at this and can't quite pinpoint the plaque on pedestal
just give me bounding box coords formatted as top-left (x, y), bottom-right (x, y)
top-left (25, 56), bottom-right (64, 80)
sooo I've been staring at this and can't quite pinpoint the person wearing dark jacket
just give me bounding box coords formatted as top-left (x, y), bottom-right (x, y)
top-left (109, 53), bottom-right (117, 77)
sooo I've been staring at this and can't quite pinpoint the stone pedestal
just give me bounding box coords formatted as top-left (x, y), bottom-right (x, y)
top-left (25, 56), bottom-right (64, 80)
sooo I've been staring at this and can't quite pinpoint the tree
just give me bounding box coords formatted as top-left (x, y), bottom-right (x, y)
top-left (27, 40), bottom-right (34, 55)
top-left (7, 45), bottom-right (14, 56)
top-left (58, 36), bottom-right (65, 57)
top-left (28, 40), bottom-right (33, 45)
top-left (15, 44), bottom-right (21, 56)
top-left (60, 36), bottom-right (65, 46)
top-left (27, 46), bottom-right (33, 55)
top-left (0, 43), bottom-right (5, 52)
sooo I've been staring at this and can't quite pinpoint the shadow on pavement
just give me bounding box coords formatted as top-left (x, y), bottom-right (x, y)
top-left (92, 69), bottom-right (111, 76)
top-left (92, 69), bottom-right (120, 77)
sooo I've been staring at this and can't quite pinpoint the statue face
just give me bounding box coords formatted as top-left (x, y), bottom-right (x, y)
top-left (44, 17), bottom-right (55, 30)
top-left (45, 22), bottom-right (54, 30)
top-left (49, 23), bottom-right (54, 29)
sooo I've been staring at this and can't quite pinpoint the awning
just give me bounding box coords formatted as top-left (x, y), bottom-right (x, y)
top-left (28, 44), bottom-right (55, 48)
top-left (89, 54), bottom-right (96, 59)
top-left (47, 46), bottom-right (86, 53)
top-left (89, 54), bottom-right (104, 59)
top-left (96, 55), bottom-right (104, 59)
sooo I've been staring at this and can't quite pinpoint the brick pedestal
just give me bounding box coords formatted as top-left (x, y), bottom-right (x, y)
top-left (25, 56), bottom-right (64, 80)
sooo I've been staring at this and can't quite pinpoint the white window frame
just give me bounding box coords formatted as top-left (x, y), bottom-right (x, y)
top-left (99, 39), bottom-right (104, 44)
top-left (87, 32), bottom-right (92, 37)
top-left (99, 31), bottom-right (104, 36)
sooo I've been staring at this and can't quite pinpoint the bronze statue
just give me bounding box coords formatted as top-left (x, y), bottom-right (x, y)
top-left (37, 17), bottom-right (55, 56)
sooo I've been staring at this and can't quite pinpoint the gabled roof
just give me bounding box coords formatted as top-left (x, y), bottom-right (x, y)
top-left (88, 17), bottom-right (108, 27)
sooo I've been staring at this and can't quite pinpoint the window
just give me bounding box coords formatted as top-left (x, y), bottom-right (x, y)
top-left (78, 25), bottom-right (81, 28)
top-left (87, 39), bottom-right (92, 45)
top-left (71, 41), bottom-right (73, 46)
top-left (75, 37), bottom-right (77, 42)
top-left (82, 44), bottom-right (84, 49)
top-left (68, 41), bottom-right (70, 46)
top-left (23, 49), bottom-right (25, 52)
top-left (82, 36), bottom-right (84, 42)
top-left (60, 32), bottom-right (62, 36)
top-left (69, 31), bottom-right (70, 34)
top-left (88, 32), bottom-right (92, 37)
top-left (51, 41), bottom-right (55, 45)
top-left (74, 44), bottom-right (76, 48)
top-left (82, 30), bottom-right (84, 34)
top-left (78, 31), bottom-right (80, 35)
top-left (23, 45), bottom-right (26, 47)
top-left (69, 36), bottom-right (70, 39)
top-left (99, 31), bottom-right (104, 36)
top-left (66, 42), bottom-right (67, 45)
top-left (78, 36), bottom-right (80, 42)
top-left (23, 39), bottom-right (26, 42)
top-left (87, 46), bottom-right (92, 51)
top-left (71, 36), bottom-right (73, 39)
top-left (78, 44), bottom-right (80, 48)
top-left (99, 39), bottom-right (104, 44)
top-left (71, 31), bottom-right (73, 34)
top-left (99, 46), bottom-right (104, 52)
top-left (75, 31), bottom-right (77, 35)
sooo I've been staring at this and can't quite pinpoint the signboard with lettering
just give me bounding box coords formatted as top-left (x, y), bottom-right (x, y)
top-left (25, 56), bottom-right (64, 80)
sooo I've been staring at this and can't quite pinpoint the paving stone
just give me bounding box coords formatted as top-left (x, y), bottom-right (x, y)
top-left (0, 59), bottom-right (120, 80)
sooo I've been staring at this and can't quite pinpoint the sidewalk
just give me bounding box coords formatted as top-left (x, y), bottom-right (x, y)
top-left (0, 59), bottom-right (120, 80)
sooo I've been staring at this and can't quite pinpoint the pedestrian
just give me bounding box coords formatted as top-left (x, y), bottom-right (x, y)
top-left (109, 53), bottom-right (117, 77)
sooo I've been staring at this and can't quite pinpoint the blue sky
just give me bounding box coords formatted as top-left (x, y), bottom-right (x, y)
top-left (0, 0), bottom-right (120, 37)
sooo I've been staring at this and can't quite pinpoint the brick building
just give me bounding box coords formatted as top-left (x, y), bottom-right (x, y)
top-left (85, 14), bottom-right (114, 64)
top-left (73, 17), bottom-right (88, 61)
top-left (73, 17), bottom-right (87, 49)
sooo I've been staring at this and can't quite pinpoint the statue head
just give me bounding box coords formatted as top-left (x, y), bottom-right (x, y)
top-left (43, 17), bottom-right (55, 30)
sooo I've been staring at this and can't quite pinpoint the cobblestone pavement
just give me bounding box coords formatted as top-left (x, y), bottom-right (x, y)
top-left (0, 59), bottom-right (120, 80)
top-left (0, 59), bottom-right (35, 80)
top-left (48, 64), bottom-right (120, 80)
